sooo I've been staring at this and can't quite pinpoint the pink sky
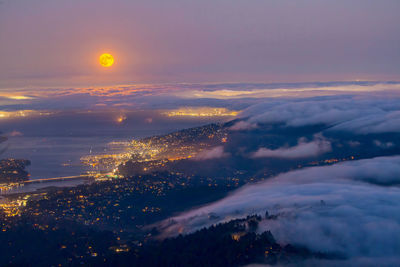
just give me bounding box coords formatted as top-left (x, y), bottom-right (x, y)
top-left (1, 0), bottom-right (399, 89)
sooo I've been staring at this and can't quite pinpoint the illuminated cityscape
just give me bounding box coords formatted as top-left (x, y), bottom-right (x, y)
top-left (162, 107), bottom-right (239, 117)
top-left (80, 123), bottom-right (228, 176)
top-left (0, 110), bottom-right (53, 120)
top-left (0, 121), bottom-right (360, 221)
top-left (1, 0), bottom-right (400, 265)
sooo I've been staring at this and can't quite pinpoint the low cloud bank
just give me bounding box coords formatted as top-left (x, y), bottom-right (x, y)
top-left (229, 121), bottom-right (258, 131)
top-left (193, 146), bottom-right (229, 160)
top-left (161, 156), bottom-right (400, 264)
top-left (252, 135), bottom-right (331, 159)
top-left (238, 95), bottom-right (400, 134)
top-left (3, 82), bottom-right (400, 113)
top-left (374, 140), bottom-right (395, 149)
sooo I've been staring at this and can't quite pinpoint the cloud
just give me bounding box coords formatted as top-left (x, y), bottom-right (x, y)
top-left (347, 141), bottom-right (361, 147)
top-left (240, 95), bottom-right (400, 134)
top-left (161, 156), bottom-right (400, 264)
top-left (177, 82), bottom-right (400, 99)
top-left (229, 121), bottom-right (258, 131)
top-left (2, 82), bottom-right (400, 114)
top-left (193, 146), bottom-right (229, 160)
top-left (332, 110), bottom-right (400, 134)
top-left (252, 135), bottom-right (331, 159)
top-left (373, 140), bottom-right (395, 149)
top-left (7, 130), bottom-right (23, 137)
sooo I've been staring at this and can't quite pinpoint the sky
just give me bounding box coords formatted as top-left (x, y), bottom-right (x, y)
top-left (1, 0), bottom-right (400, 89)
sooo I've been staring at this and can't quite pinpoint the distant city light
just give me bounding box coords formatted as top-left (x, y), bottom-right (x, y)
top-left (162, 107), bottom-right (239, 117)
top-left (0, 110), bottom-right (52, 119)
top-left (116, 115), bottom-right (127, 123)
top-left (4, 95), bottom-right (34, 100)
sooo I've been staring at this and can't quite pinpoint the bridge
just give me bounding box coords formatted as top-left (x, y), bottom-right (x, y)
top-left (23, 175), bottom-right (91, 184)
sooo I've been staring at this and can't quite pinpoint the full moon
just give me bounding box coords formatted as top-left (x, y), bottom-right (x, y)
top-left (99, 53), bottom-right (114, 67)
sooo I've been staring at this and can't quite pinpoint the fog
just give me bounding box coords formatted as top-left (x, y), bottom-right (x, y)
top-left (161, 156), bottom-right (400, 264)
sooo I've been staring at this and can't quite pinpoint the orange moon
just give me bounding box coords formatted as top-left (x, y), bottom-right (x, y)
top-left (99, 53), bottom-right (114, 67)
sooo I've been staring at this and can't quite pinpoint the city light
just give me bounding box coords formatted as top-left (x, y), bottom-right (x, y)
top-left (162, 107), bottom-right (239, 117)
top-left (0, 110), bottom-right (52, 119)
